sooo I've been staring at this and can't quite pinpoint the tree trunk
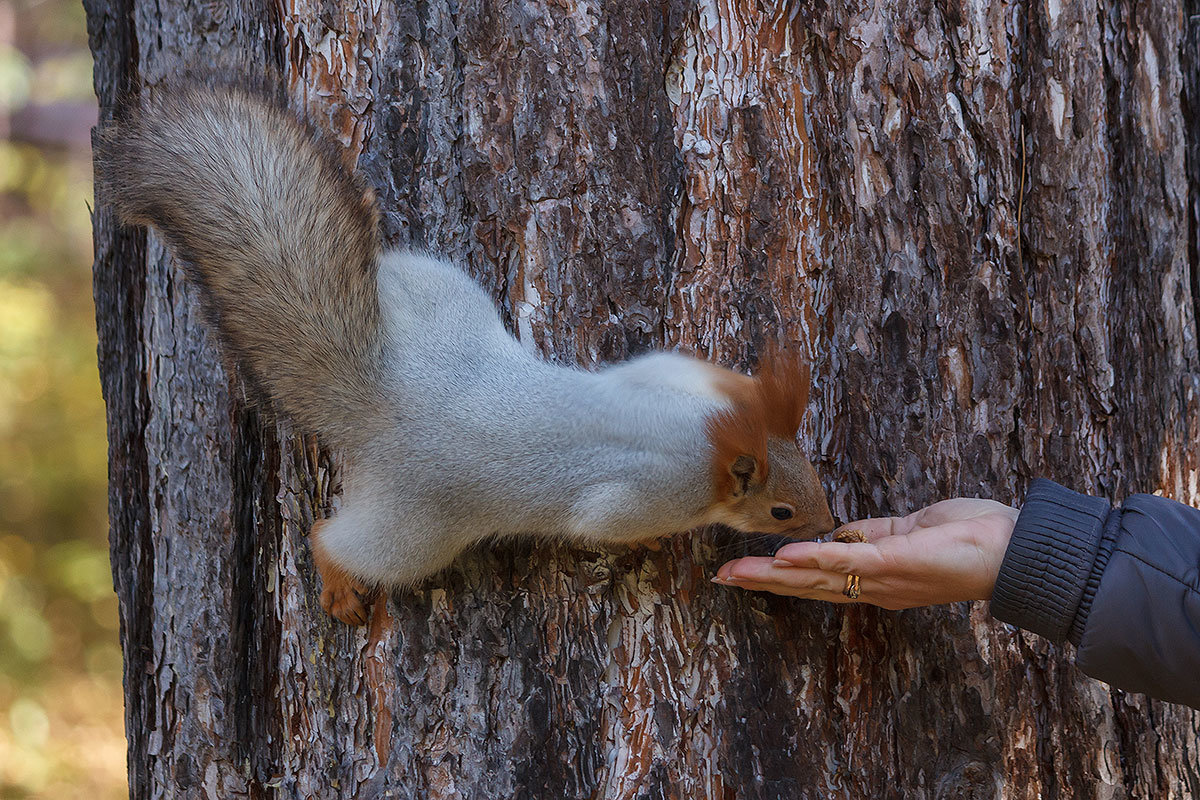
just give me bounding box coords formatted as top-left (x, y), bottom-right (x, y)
top-left (87, 1), bottom-right (1200, 797)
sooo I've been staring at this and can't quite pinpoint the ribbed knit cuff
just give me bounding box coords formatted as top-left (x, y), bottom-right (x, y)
top-left (989, 479), bottom-right (1112, 644)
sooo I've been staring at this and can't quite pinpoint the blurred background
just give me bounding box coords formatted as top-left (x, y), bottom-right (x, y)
top-left (0, 0), bottom-right (125, 797)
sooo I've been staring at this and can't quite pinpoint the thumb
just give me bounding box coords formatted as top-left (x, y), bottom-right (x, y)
top-left (772, 540), bottom-right (886, 576)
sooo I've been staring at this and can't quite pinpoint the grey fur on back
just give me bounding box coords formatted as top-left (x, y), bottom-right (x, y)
top-left (94, 81), bottom-right (386, 445)
top-left (326, 252), bottom-right (724, 585)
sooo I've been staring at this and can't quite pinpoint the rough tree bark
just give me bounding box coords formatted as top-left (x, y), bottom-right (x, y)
top-left (87, 0), bottom-right (1200, 798)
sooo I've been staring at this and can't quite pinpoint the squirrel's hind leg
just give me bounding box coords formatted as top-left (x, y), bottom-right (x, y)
top-left (310, 518), bottom-right (378, 626)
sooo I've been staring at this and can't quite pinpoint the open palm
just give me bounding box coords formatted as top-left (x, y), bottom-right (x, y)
top-left (714, 499), bottom-right (1019, 609)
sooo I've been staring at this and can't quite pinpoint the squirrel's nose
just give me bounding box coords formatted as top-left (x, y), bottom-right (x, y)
top-left (792, 509), bottom-right (835, 540)
top-left (818, 505), bottom-right (835, 534)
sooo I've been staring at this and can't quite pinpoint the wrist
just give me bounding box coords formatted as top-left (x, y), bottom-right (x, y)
top-left (975, 511), bottom-right (1017, 601)
top-left (988, 480), bottom-right (1111, 642)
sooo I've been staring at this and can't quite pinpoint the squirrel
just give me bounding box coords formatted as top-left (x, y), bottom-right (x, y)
top-left (95, 80), bottom-right (835, 626)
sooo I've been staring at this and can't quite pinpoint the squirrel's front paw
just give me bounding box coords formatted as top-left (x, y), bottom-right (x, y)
top-left (310, 519), bottom-right (378, 626)
top-left (319, 573), bottom-right (376, 626)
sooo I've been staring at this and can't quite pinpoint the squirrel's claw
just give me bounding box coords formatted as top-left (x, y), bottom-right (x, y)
top-left (311, 518), bottom-right (378, 626)
top-left (320, 576), bottom-right (376, 626)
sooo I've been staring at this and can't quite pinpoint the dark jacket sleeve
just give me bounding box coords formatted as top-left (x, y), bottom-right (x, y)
top-left (989, 479), bottom-right (1200, 709)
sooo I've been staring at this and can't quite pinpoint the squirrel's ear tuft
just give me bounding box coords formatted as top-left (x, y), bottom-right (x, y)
top-left (756, 347), bottom-right (811, 440)
top-left (707, 402), bottom-right (768, 500)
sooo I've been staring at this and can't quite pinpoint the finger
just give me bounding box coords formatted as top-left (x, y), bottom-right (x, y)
top-left (714, 576), bottom-right (857, 603)
top-left (714, 558), bottom-right (746, 581)
top-left (718, 575), bottom-right (906, 609)
top-left (722, 558), bottom-right (846, 593)
top-left (770, 541), bottom-right (887, 575)
top-left (714, 557), bottom-right (782, 581)
top-left (714, 557), bottom-right (796, 584)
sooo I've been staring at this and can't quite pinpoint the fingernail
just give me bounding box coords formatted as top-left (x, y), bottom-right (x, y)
top-left (771, 559), bottom-right (791, 567)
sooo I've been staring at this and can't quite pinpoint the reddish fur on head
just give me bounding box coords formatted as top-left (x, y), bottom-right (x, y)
top-left (707, 393), bottom-right (769, 499)
top-left (705, 347), bottom-right (810, 490)
top-left (756, 349), bottom-right (810, 440)
top-left (703, 347), bottom-right (833, 538)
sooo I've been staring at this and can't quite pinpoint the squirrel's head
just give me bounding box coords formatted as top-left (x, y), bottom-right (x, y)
top-left (705, 352), bottom-right (834, 539)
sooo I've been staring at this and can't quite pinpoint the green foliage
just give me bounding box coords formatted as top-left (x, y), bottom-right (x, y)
top-left (0, 0), bottom-right (125, 796)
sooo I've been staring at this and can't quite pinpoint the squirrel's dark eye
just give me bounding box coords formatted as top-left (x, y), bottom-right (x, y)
top-left (771, 506), bottom-right (794, 521)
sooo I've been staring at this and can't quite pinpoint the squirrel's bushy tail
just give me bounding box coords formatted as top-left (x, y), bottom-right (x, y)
top-left (95, 82), bottom-right (386, 444)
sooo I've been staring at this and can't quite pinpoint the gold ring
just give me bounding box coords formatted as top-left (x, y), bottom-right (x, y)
top-left (843, 573), bottom-right (861, 599)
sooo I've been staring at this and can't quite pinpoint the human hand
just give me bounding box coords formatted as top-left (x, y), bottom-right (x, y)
top-left (712, 499), bottom-right (1019, 609)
